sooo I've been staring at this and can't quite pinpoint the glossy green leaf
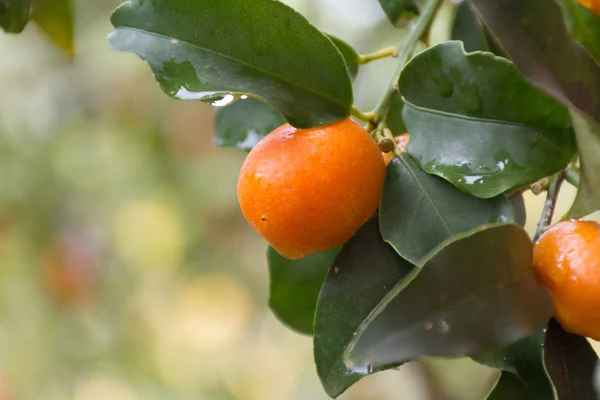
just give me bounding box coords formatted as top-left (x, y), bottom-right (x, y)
top-left (377, 0), bottom-right (418, 27)
top-left (567, 110), bottom-right (600, 218)
top-left (326, 34), bottom-right (360, 80)
top-left (557, 0), bottom-right (600, 64)
top-left (386, 93), bottom-right (407, 135)
top-left (268, 245), bottom-right (339, 335)
top-left (544, 318), bottom-right (598, 399)
top-left (314, 217), bottom-right (414, 398)
top-left (380, 153), bottom-right (514, 265)
top-left (108, 0), bottom-right (353, 129)
top-left (0, 0), bottom-right (30, 33)
top-left (401, 41), bottom-right (577, 198)
top-left (214, 98), bottom-right (285, 151)
top-left (470, 0), bottom-right (600, 124)
top-left (475, 331), bottom-right (554, 399)
top-left (451, 1), bottom-right (490, 52)
top-left (31, 0), bottom-right (74, 58)
top-left (510, 194), bottom-right (526, 228)
top-left (345, 224), bottom-right (553, 368)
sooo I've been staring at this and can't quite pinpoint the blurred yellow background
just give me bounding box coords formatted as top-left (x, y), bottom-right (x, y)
top-left (0, 0), bottom-right (597, 399)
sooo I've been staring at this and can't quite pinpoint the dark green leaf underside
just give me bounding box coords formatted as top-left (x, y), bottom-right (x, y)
top-left (109, 0), bottom-right (353, 129)
top-left (346, 224), bottom-right (552, 368)
top-left (470, 0), bottom-right (600, 124)
top-left (380, 154), bottom-right (514, 265)
top-left (0, 0), bottom-right (30, 33)
top-left (314, 218), bottom-right (414, 398)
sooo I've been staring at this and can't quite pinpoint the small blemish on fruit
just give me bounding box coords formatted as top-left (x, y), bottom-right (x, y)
top-left (261, 216), bottom-right (266, 221)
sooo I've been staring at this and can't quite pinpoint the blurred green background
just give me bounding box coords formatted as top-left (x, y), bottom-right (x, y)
top-left (0, 0), bottom-right (598, 399)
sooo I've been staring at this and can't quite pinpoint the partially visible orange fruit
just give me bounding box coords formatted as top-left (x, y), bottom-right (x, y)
top-left (532, 219), bottom-right (600, 340)
top-left (237, 118), bottom-right (386, 260)
top-left (383, 133), bottom-right (410, 165)
top-left (579, 0), bottom-right (600, 16)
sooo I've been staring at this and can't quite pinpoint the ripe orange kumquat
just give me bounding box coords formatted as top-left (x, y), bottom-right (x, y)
top-left (579, 0), bottom-right (600, 16)
top-left (237, 118), bottom-right (386, 260)
top-left (532, 219), bottom-right (600, 340)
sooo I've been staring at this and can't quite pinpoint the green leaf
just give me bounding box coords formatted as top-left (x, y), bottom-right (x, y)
top-left (345, 224), bottom-right (553, 368)
top-left (544, 318), bottom-right (599, 399)
top-left (380, 153), bottom-right (514, 265)
top-left (314, 217), bottom-right (414, 398)
top-left (377, 0), bottom-right (419, 27)
top-left (386, 92), bottom-right (407, 135)
top-left (451, 1), bottom-right (490, 52)
top-left (326, 34), bottom-right (360, 80)
top-left (475, 331), bottom-right (555, 399)
top-left (108, 0), bottom-right (353, 129)
top-left (268, 245), bottom-right (339, 335)
top-left (0, 0), bottom-right (30, 33)
top-left (400, 41), bottom-right (577, 198)
top-left (214, 98), bottom-right (285, 151)
top-left (31, 0), bottom-right (74, 58)
top-left (510, 194), bottom-right (527, 228)
top-left (470, 0), bottom-right (600, 124)
top-left (567, 109), bottom-right (600, 218)
top-left (558, 0), bottom-right (600, 64)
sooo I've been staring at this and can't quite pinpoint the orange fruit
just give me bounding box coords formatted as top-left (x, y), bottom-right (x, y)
top-left (532, 219), bottom-right (600, 339)
top-left (579, 0), bottom-right (600, 15)
top-left (237, 118), bottom-right (386, 260)
top-left (383, 133), bottom-right (410, 165)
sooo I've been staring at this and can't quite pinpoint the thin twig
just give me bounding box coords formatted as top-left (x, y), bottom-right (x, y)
top-left (533, 172), bottom-right (565, 242)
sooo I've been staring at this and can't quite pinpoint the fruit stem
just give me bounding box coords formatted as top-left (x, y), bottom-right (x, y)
top-left (367, 0), bottom-right (442, 133)
top-left (533, 172), bottom-right (565, 242)
top-left (358, 47), bottom-right (398, 64)
top-left (351, 106), bottom-right (376, 123)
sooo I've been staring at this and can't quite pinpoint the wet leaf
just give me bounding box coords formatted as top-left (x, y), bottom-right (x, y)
top-left (314, 218), bottom-right (414, 398)
top-left (567, 110), bottom-right (600, 218)
top-left (380, 153), bottom-right (514, 265)
top-left (401, 41), bottom-right (577, 198)
top-left (377, 0), bottom-right (419, 27)
top-left (0, 0), bottom-right (30, 33)
top-left (268, 245), bottom-right (340, 335)
top-left (474, 331), bottom-right (554, 399)
top-left (470, 0), bottom-right (600, 124)
top-left (31, 0), bottom-right (73, 58)
top-left (108, 0), bottom-right (353, 129)
top-left (345, 224), bottom-right (552, 368)
top-left (214, 98), bottom-right (285, 151)
top-left (544, 318), bottom-right (598, 400)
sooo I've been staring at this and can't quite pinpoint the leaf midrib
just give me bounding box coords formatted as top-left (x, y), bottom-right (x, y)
top-left (112, 26), bottom-right (351, 110)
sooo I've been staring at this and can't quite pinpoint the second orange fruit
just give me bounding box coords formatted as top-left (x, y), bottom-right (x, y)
top-left (579, 0), bottom-right (600, 16)
top-left (533, 219), bottom-right (600, 340)
top-left (238, 118), bottom-right (386, 260)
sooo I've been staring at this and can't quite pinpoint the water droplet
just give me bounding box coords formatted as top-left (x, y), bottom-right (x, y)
top-left (171, 39), bottom-right (179, 44)
top-left (334, 267), bottom-right (339, 275)
top-left (367, 363), bottom-right (373, 374)
top-left (210, 94), bottom-right (236, 107)
top-left (496, 161), bottom-right (506, 171)
top-left (424, 321), bottom-right (433, 331)
top-left (241, 94), bottom-right (248, 99)
top-left (464, 175), bottom-right (483, 185)
top-left (436, 320), bottom-right (451, 334)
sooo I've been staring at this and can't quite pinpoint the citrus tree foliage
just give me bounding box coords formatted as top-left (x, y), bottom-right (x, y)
top-left (110, 0), bottom-right (598, 398)
top-left (4, 0), bottom-right (600, 398)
